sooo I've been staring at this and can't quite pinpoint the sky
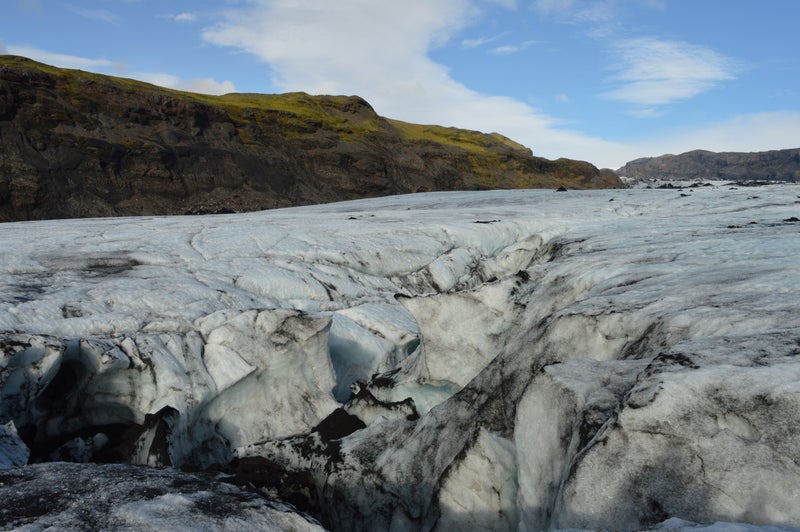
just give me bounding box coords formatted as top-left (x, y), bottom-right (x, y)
top-left (1, 0), bottom-right (799, 169)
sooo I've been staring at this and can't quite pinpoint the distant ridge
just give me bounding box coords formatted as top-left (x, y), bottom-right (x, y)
top-left (617, 148), bottom-right (800, 182)
top-left (0, 55), bottom-right (620, 222)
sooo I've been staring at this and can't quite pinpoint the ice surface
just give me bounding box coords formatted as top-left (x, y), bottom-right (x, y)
top-left (555, 331), bottom-right (800, 530)
top-left (0, 462), bottom-right (323, 530)
top-left (437, 427), bottom-right (519, 531)
top-left (0, 420), bottom-right (28, 468)
top-left (2, 184), bottom-right (800, 530)
top-left (653, 517), bottom-right (800, 531)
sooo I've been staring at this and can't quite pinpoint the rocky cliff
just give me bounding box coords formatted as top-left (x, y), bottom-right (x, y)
top-left (617, 148), bottom-right (800, 182)
top-left (0, 55), bottom-right (620, 222)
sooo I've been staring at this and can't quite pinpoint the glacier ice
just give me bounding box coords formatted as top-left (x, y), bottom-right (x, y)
top-left (0, 462), bottom-right (324, 530)
top-left (1, 185), bottom-right (800, 530)
top-left (0, 420), bottom-right (28, 469)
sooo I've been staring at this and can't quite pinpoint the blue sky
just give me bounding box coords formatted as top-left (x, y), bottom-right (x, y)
top-left (1, 0), bottom-right (799, 169)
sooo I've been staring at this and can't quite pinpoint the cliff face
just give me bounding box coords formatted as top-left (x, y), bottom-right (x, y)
top-left (0, 56), bottom-right (620, 222)
top-left (617, 148), bottom-right (800, 182)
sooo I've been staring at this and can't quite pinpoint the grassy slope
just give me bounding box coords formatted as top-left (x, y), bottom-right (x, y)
top-left (1, 55), bottom-right (534, 157)
top-left (2, 55), bottom-right (618, 200)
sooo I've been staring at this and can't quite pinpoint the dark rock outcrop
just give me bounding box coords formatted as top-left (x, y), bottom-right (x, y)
top-left (617, 148), bottom-right (800, 182)
top-left (0, 55), bottom-right (621, 222)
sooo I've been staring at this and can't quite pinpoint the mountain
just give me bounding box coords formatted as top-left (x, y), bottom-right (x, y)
top-left (617, 148), bottom-right (800, 182)
top-left (0, 55), bottom-right (620, 222)
top-left (2, 185), bottom-right (800, 530)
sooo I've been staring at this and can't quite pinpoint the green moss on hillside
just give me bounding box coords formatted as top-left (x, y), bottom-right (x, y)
top-left (0, 55), bottom-right (532, 155)
top-left (0, 54), bottom-right (620, 222)
top-left (387, 119), bottom-right (530, 156)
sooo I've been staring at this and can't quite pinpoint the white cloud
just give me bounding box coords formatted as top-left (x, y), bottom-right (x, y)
top-left (603, 37), bottom-right (737, 106)
top-left (201, 0), bottom-right (622, 165)
top-left (173, 12), bottom-right (198, 23)
top-left (555, 93), bottom-right (570, 103)
top-left (203, 0), bottom-right (476, 89)
top-left (491, 45), bottom-right (519, 54)
top-left (534, 0), bottom-right (665, 26)
top-left (195, 0), bottom-right (795, 171)
top-left (4, 43), bottom-right (233, 95)
top-left (645, 111), bottom-right (800, 156)
top-left (483, 0), bottom-right (517, 8)
top-left (131, 72), bottom-right (236, 95)
top-left (5, 45), bottom-right (115, 69)
top-left (491, 40), bottom-right (538, 54)
top-left (533, 0), bottom-right (614, 22)
top-left (627, 107), bottom-right (664, 119)
top-left (602, 111), bottom-right (800, 168)
top-left (130, 72), bottom-right (181, 88)
top-left (462, 31), bottom-right (508, 48)
top-left (181, 78), bottom-right (237, 95)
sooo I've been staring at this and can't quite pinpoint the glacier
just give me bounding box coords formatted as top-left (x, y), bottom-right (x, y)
top-left (1, 184), bottom-right (800, 531)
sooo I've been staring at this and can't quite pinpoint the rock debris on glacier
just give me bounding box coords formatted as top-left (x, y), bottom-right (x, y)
top-left (1, 185), bottom-right (799, 531)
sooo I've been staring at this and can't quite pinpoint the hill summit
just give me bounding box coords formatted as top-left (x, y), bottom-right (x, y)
top-left (0, 55), bottom-right (620, 222)
top-left (617, 148), bottom-right (800, 182)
